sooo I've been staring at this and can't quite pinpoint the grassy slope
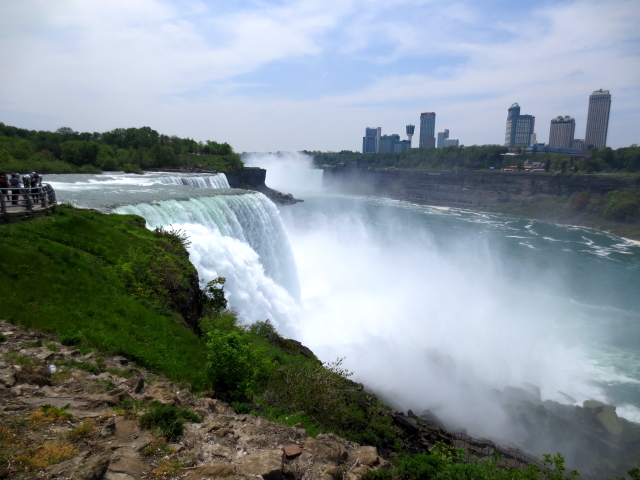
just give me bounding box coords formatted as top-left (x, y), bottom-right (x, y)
top-left (0, 205), bottom-right (210, 388)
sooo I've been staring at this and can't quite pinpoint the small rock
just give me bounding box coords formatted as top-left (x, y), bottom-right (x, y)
top-left (123, 377), bottom-right (144, 393)
top-left (213, 427), bottom-right (233, 438)
top-left (283, 444), bottom-right (302, 458)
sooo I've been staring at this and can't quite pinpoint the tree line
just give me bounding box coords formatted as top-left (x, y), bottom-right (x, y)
top-left (307, 144), bottom-right (640, 174)
top-left (0, 123), bottom-right (243, 174)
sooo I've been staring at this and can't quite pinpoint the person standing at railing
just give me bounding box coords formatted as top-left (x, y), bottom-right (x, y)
top-left (9, 173), bottom-right (21, 205)
top-left (0, 172), bottom-right (9, 204)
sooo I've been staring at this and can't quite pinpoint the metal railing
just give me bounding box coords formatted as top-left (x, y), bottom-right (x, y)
top-left (1, 184), bottom-right (57, 216)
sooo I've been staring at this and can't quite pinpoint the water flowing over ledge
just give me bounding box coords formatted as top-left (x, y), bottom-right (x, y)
top-left (48, 171), bottom-right (302, 333)
top-left (116, 193), bottom-right (301, 333)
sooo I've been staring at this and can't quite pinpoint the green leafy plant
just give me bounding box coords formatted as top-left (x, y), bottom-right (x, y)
top-left (139, 403), bottom-right (202, 440)
top-left (67, 419), bottom-right (96, 441)
top-left (203, 277), bottom-right (228, 314)
top-left (29, 404), bottom-right (73, 423)
top-left (206, 330), bottom-right (274, 398)
top-left (59, 332), bottom-right (84, 346)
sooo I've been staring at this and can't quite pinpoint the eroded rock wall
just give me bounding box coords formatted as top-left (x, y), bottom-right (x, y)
top-left (323, 168), bottom-right (639, 209)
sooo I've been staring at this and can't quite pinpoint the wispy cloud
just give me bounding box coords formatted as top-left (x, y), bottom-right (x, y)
top-left (0, 0), bottom-right (638, 149)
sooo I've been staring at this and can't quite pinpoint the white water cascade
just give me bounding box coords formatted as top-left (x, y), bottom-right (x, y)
top-left (115, 192), bottom-right (301, 334)
top-left (159, 174), bottom-right (230, 189)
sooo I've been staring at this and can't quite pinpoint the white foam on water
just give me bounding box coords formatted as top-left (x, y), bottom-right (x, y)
top-left (115, 193), bottom-right (301, 335)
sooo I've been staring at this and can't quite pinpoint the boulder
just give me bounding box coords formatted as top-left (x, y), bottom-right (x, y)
top-left (0, 368), bottom-right (16, 388)
top-left (108, 456), bottom-right (146, 475)
top-left (302, 436), bottom-right (348, 464)
top-left (143, 382), bottom-right (176, 405)
top-left (349, 446), bottom-right (379, 467)
top-left (15, 366), bottom-right (52, 387)
top-left (123, 376), bottom-right (144, 393)
top-left (185, 465), bottom-right (235, 480)
top-left (236, 449), bottom-right (283, 479)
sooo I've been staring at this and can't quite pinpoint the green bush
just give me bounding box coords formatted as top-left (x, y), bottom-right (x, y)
top-left (122, 163), bottom-right (143, 174)
top-left (206, 330), bottom-right (274, 398)
top-left (59, 332), bottom-right (84, 346)
top-left (362, 447), bottom-right (581, 480)
top-left (139, 403), bottom-right (202, 440)
top-left (203, 277), bottom-right (228, 314)
top-left (247, 319), bottom-right (277, 336)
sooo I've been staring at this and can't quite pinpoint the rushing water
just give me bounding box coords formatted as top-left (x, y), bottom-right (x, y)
top-left (49, 172), bottom-right (300, 333)
top-left (49, 168), bottom-right (640, 440)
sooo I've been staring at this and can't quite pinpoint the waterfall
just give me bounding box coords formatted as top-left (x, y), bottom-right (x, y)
top-left (158, 173), bottom-right (230, 189)
top-left (115, 192), bottom-right (300, 333)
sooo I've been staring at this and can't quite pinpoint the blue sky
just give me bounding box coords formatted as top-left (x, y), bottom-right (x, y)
top-left (1, 0), bottom-right (639, 151)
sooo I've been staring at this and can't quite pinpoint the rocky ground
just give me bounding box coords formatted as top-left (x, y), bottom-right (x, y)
top-left (0, 321), bottom-right (388, 480)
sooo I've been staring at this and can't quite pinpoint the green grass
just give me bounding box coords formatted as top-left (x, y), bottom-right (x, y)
top-left (0, 205), bottom-right (209, 389)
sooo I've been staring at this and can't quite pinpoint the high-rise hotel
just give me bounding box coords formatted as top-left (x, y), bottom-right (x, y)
top-left (584, 89), bottom-right (611, 149)
top-left (548, 116), bottom-right (576, 149)
top-left (419, 112), bottom-right (436, 148)
top-left (504, 103), bottom-right (535, 146)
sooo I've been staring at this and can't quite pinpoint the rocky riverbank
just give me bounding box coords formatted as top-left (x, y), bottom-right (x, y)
top-left (322, 167), bottom-right (640, 239)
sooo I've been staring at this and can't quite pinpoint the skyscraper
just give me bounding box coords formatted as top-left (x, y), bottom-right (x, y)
top-left (505, 103), bottom-right (535, 146)
top-left (505, 103), bottom-right (520, 145)
top-left (548, 116), bottom-right (575, 148)
top-left (419, 113), bottom-right (436, 148)
top-left (584, 89), bottom-right (611, 149)
top-left (437, 129), bottom-right (449, 148)
top-left (380, 134), bottom-right (401, 153)
top-left (515, 115), bottom-right (535, 146)
top-left (362, 127), bottom-right (381, 154)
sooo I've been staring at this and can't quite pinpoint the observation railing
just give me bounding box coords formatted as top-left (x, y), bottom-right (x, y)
top-left (1, 184), bottom-right (58, 221)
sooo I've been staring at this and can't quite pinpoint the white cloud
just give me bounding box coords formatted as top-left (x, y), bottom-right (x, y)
top-left (0, 0), bottom-right (638, 149)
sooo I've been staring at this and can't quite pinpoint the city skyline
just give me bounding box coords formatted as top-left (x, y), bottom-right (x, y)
top-left (1, 0), bottom-right (638, 151)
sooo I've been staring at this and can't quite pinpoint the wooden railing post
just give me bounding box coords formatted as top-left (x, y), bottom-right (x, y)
top-left (26, 187), bottom-right (33, 211)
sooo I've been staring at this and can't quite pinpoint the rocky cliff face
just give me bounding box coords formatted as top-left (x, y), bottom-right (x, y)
top-left (225, 169), bottom-right (302, 206)
top-left (323, 167), bottom-right (639, 209)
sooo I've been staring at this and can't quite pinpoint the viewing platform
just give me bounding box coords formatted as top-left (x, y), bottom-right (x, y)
top-left (1, 184), bottom-right (58, 223)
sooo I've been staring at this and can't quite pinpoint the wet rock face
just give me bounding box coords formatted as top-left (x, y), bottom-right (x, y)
top-left (0, 321), bottom-right (391, 480)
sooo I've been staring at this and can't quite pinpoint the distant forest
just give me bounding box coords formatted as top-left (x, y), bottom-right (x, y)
top-left (0, 123), bottom-right (243, 175)
top-left (307, 144), bottom-right (640, 174)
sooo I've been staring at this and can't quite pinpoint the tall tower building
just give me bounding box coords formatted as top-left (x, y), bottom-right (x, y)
top-left (362, 127), bottom-right (381, 154)
top-left (437, 129), bottom-right (449, 148)
top-left (505, 103), bottom-right (521, 145)
top-left (406, 124), bottom-right (415, 148)
top-left (584, 89), bottom-right (611, 149)
top-left (419, 113), bottom-right (436, 148)
top-left (548, 116), bottom-right (575, 148)
top-left (505, 103), bottom-right (535, 146)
